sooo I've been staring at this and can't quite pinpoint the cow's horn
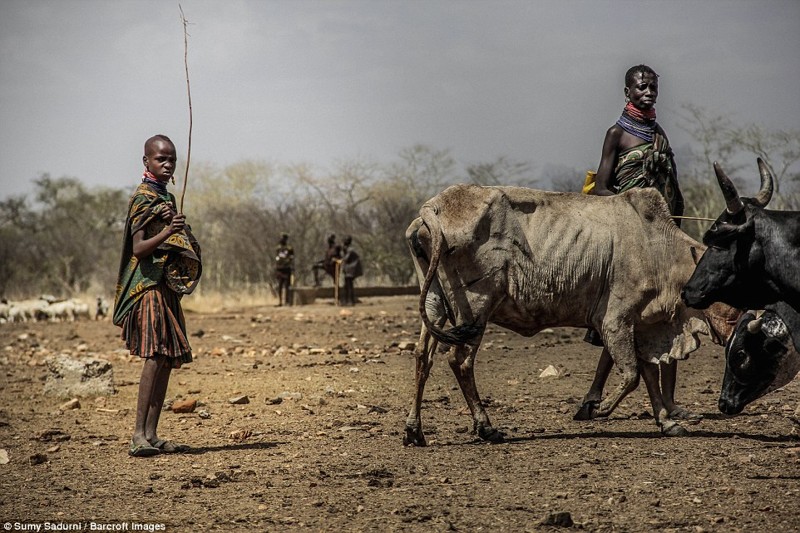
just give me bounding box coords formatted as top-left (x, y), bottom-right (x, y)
top-left (754, 158), bottom-right (775, 208)
top-left (714, 162), bottom-right (744, 215)
top-left (746, 318), bottom-right (763, 334)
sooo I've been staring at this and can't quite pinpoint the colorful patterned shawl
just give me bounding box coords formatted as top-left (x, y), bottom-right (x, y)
top-left (113, 182), bottom-right (201, 326)
top-left (611, 133), bottom-right (681, 216)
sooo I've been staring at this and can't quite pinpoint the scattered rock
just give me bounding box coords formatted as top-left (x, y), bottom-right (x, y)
top-left (539, 365), bottom-right (561, 378)
top-left (229, 395), bottom-right (250, 405)
top-left (172, 399), bottom-right (197, 413)
top-left (0, 449), bottom-right (9, 464)
top-left (59, 398), bottom-right (81, 411)
top-left (228, 429), bottom-right (252, 442)
top-left (38, 429), bottom-right (71, 442)
top-left (266, 397), bottom-right (283, 405)
top-left (278, 391), bottom-right (303, 400)
top-left (397, 341), bottom-right (415, 351)
top-left (539, 511), bottom-right (573, 527)
top-left (198, 410), bottom-right (211, 419)
top-left (43, 355), bottom-right (115, 398)
top-left (29, 453), bottom-right (48, 466)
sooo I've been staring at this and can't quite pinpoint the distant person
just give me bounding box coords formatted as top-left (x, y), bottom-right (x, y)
top-left (113, 134), bottom-right (201, 457)
top-left (339, 235), bottom-right (363, 306)
top-left (275, 233), bottom-right (294, 306)
top-left (312, 234), bottom-right (342, 287)
top-left (577, 65), bottom-right (692, 422)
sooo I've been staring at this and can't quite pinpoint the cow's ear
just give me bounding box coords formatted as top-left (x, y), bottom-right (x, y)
top-left (690, 246), bottom-right (701, 265)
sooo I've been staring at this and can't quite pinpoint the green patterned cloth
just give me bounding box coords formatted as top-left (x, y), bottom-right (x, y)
top-left (113, 183), bottom-right (201, 326)
top-left (611, 133), bottom-right (682, 216)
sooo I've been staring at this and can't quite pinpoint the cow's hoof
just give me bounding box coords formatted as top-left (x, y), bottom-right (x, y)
top-left (573, 400), bottom-right (600, 421)
top-left (661, 423), bottom-right (690, 437)
top-left (403, 427), bottom-right (427, 447)
top-left (478, 426), bottom-right (505, 443)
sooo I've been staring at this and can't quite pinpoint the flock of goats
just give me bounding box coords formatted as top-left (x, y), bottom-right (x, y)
top-left (0, 295), bottom-right (108, 324)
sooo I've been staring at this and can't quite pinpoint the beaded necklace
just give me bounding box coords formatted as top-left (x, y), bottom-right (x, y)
top-left (142, 171), bottom-right (169, 196)
top-left (616, 102), bottom-right (657, 143)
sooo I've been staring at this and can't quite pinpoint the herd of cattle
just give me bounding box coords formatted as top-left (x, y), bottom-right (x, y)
top-left (405, 158), bottom-right (799, 444)
top-left (0, 296), bottom-right (108, 323)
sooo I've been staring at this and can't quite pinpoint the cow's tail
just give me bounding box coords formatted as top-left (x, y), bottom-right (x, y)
top-left (418, 207), bottom-right (483, 346)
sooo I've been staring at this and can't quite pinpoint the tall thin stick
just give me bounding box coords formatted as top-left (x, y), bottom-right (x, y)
top-left (179, 5), bottom-right (192, 213)
top-left (672, 215), bottom-right (716, 222)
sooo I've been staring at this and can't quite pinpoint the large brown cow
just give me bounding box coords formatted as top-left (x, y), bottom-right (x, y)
top-left (405, 184), bottom-right (736, 446)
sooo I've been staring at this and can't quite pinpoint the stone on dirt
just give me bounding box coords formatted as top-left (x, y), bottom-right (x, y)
top-left (539, 365), bottom-right (561, 378)
top-left (29, 453), bottom-right (48, 466)
top-left (172, 399), bottom-right (197, 413)
top-left (38, 429), bottom-right (70, 442)
top-left (229, 395), bottom-right (250, 405)
top-left (539, 511), bottom-right (574, 527)
top-left (0, 449), bottom-right (9, 464)
top-left (228, 429), bottom-right (252, 442)
top-left (59, 398), bottom-right (81, 411)
top-left (43, 354), bottom-right (115, 398)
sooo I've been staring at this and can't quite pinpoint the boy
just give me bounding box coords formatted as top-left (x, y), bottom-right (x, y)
top-left (113, 134), bottom-right (202, 457)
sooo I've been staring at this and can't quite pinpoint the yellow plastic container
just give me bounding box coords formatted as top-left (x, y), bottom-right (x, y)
top-left (582, 170), bottom-right (596, 194)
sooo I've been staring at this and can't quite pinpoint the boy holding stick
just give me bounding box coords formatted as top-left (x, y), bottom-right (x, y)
top-left (113, 134), bottom-right (201, 457)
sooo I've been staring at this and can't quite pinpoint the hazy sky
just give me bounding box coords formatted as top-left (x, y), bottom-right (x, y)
top-left (1, 0), bottom-right (798, 199)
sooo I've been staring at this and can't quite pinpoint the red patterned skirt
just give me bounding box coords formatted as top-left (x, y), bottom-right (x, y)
top-left (121, 282), bottom-right (192, 368)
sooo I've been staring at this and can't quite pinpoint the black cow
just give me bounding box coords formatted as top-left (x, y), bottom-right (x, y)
top-left (720, 301), bottom-right (800, 414)
top-left (681, 158), bottom-right (800, 311)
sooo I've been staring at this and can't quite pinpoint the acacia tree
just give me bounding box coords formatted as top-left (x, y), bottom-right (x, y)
top-left (0, 176), bottom-right (127, 298)
top-left (466, 156), bottom-right (536, 188)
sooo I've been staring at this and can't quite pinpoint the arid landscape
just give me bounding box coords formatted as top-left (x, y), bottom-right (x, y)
top-left (2, 294), bottom-right (800, 532)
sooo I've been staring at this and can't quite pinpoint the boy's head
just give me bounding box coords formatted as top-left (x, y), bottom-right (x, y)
top-left (143, 135), bottom-right (177, 183)
top-left (279, 233), bottom-right (289, 244)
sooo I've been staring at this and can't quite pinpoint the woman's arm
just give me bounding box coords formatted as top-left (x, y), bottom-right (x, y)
top-left (591, 126), bottom-right (622, 196)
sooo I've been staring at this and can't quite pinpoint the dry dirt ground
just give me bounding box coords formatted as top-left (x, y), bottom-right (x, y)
top-left (2, 295), bottom-right (800, 532)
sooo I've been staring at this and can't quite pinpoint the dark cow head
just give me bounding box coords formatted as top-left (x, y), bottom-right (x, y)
top-left (682, 159), bottom-right (777, 309)
top-left (719, 307), bottom-right (799, 414)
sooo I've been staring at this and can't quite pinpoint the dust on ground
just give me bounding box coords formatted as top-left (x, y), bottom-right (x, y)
top-left (2, 295), bottom-right (800, 532)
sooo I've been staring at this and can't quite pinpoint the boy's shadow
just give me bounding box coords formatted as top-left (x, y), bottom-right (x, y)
top-left (185, 441), bottom-right (282, 455)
